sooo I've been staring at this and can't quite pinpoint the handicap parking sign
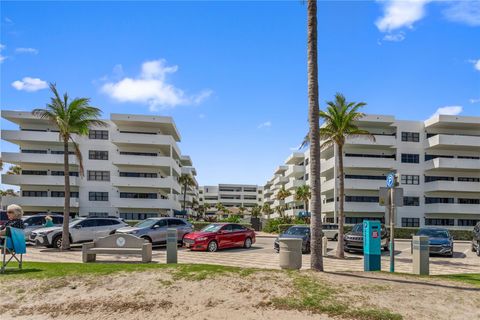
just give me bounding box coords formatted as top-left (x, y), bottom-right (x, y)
top-left (386, 173), bottom-right (395, 188)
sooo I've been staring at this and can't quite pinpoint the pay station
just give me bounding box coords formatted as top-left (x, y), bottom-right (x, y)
top-left (363, 220), bottom-right (381, 271)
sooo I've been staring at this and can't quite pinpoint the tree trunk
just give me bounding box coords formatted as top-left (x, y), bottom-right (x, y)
top-left (182, 183), bottom-right (187, 212)
top-left (336, 143), bottom-right (345, 258)
top-left (307, 0), bottom-right (323, 271)
top-left (62, 139), bottom-right (71, 250)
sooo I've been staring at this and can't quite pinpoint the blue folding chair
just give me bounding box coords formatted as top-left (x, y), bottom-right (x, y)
top-left (1, 227), bottom-right (26, 274)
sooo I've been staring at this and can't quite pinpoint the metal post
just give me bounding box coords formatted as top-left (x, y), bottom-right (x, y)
top-left (166, 228), bottom-right (178, 264)
top-left (389, 187), bottom-right (395, 273)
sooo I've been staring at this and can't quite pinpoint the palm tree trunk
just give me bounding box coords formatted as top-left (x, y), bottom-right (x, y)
top-left (336, 143), bottom-right (345, 258)
top-left (62, 139), bottom-right (71, 250)
top-left (307, 0), bottom-right (323, 272)
top-left (183, 183), bottom-right (187, 212)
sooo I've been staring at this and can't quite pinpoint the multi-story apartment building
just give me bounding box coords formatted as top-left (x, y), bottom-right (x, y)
top-left (180, 155), bottom-right (199, 215)
top-left (1, 110), bottom-right (197, 220)
top-left (199, 184), bottom-right (263, 215)
top-left (264, 114), bottom-right (480, 230)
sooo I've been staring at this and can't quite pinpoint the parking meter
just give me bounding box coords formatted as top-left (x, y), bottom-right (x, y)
top-left (363, 220), bottom-right (381, 271)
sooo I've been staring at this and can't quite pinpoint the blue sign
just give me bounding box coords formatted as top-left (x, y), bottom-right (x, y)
top-left (386, 173), bottom-right (395, 188)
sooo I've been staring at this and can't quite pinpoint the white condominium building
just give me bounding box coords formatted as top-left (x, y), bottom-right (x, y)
top-left (180, 155), bottom-right (199, 215)
top-left (199, 184), bottom-right (263, 214)
top-left (264, 114), bottom-right (480, 230)
top-left (1, 110), bottom-right (197, 220)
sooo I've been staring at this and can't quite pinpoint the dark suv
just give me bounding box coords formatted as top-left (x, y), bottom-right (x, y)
top-left (344, 223), bottom-right (390, 252)
top-left (472, 223), bottom-right (480, 256)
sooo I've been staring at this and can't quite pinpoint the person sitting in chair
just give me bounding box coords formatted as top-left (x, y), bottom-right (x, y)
top-left (0, 204), bottom-right (25, 238)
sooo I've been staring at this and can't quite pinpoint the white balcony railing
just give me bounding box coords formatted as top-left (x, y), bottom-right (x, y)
top-left (2, 174), bottom-right (79, 186)
top-left (111, 176), bottom-right (181, 193)
top-left (425, 203), bottom-right (479, 214)
top-left (425, 134), bottom-right (480, 150)
top-left (2, 152), bottom-right (79, 166)
top-left (424, 181), bottom-right (480, 193)
top-left (111, 198), bottom-right (180, 210)
top-left (1, 196), bottom-right (79, 208)
top-left (285, 165), bottom-right (305, 178)
top-left (425, 158), bottom-right (480, 171)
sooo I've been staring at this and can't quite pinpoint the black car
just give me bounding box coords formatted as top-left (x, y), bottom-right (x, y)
top-left (274, 225), bottom-right (310, 254)
top-left (472, 223), bottom-right (480, 257)
top-left (344, 223), bottom-right (390, 253)
top-left (413, 228), bottom-right (453, 257)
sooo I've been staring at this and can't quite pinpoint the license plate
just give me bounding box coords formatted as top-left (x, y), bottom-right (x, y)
top-left (185, 243), bottom-right (191, 248)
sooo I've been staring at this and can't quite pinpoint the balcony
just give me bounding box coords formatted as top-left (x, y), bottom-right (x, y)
top-left (425, 203), bottom-right (479, 215)
top-left (285, 179), bottom-right (306, 191)
top-left (1, 130), bottom-right (72, 145)
top-left (2, 196), bottom-right (79, 208)
top-left (273, 176), bottom-right (289, 186)
top-left (112, 176), bottom-right (180, 192)
top-left (424, 158), bottom-right (480, 172)
top-left (346, 134), bottom-right (396, 147)
top-left (321, 178), bottom-right (385, 193)
top-left (112, 154), bottom-right (180, 174)
top-left (285, 152), bottom-right (305, 165)
top-left (321, 157), bottom-right (395, 175)
top-left (425, 134), bottom-right (480, 151)
top-left (111, 198), bottom-right (180, 210)
top-left (217, 198), bottom-right (242, 205)
top-left (424, 181), bottom-right (480, 193)
top-left (285, 165), bottom-right (305, 178)
top-left (2, 152), bottom-right (78, 166)
top-left (322, 201), bottom-right (383, 213)
top-left (2, 174), bottom-right (79, 186)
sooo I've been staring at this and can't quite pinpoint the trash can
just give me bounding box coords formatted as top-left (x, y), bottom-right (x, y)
top-left (279, 238), bottom-right (302, 270)
top-left (166, 228), bottom-right (178, 264)
top-left (412, 235), bottom-right (429, 275)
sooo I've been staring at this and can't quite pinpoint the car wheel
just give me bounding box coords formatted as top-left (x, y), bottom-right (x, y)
top-left (384, 245), bottom-right (389, 252)
top-left (207, 240), bottom-right (218, 252)
top-left (141, 236), bottom-right (152, 243)
top-left (302, 243), bottom-right (311, 254)
top-left (244, 237), bottom-right (252, 249)
top-left (52, 235), bottom-right (63, 249)
top-left (333, 234), bottom-right (338, 241)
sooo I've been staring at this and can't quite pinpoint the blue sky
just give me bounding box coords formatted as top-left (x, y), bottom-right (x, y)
top-left (1, 1), bottom-right (479, 187)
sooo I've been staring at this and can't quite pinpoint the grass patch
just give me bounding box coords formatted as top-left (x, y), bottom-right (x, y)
top-left (436, 274), bottom-right (480, 288)
top-left (272, 273), bottom-right (402, 320)
top-left (0, 262), bottom-right (259, 281)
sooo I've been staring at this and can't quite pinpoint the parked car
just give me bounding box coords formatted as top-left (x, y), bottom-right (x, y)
top-left (472, 223), bottom-right (480, 257)
top-left (23, 214), bottom-right (63, 240)
top-left (322, 223), bottom-right (339, 240)
top-left (31, 217), bottom-right (128, 249)
top-left (0, 211), bottom-right (8, 228)
top-left (274, 225), bottom-right (310, 254)
top-left (115, 217), bottom-right (193, 245)
top-left (183, 223), bottom-right (255, 252)
top-left (412, 227), bottom-right (454, 257)
top-left (344, 223), bottom-right (390, 253)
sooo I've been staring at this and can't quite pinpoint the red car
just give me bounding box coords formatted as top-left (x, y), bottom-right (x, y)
top-left (183, 223), bottom-right (256, 252)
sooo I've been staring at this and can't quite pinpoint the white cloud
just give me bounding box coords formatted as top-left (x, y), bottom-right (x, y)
top-left (101, 59), bottom-right (212, 111)
top-left (469, 98), bottom-right (480, 104)
top-left (15, 47), bottom-right (39, 54)
top-left (443, 1), bottom-right (480, 26)
top-left (0, 43), bottom-right (6, 63)
top-left (11, 77), bottom-right (48, 92)
top-left (382, 32), bottom-right (406, 42)
top-left (257, 121), bottom-right (272, 129)
top-left (376, 0), bottom-right (431, 32)
top-left (469, 59), bottom-right (480, 71)
top-left (431, 105), bottom-right (463, 117)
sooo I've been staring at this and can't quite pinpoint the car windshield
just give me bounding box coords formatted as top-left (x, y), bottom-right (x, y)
top-left (352, 224), bottom-right (363, 232)
top-left (284, 227), bottom-right (309, 235)
top-left (134, 219), bottom-right (158, 228)
top-left (69, 218), bottom-right (83, 227)
top-left (201, 224), bottom-right (223, 232)
top-left (417, 229), bottom-right (449, 238)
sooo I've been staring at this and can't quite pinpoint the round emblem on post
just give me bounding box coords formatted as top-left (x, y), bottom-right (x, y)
top-left (116, 237), bottom-right (126, 247)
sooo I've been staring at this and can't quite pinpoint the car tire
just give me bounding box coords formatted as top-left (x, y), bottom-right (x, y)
top-left (141, 236), bottom-right (152, 243)
top-left (384, 245), bottom-right (389, 252)
top-left (302, 242), bottom-right (311, 254)
top-left (333, 234), bottom-right (338, 241)
top-left (207, 240), bottom-right (218, 252)
top-left (52, 234), bottom-right (63, 249)
top-left (244, 237), bottom-right (252, 249)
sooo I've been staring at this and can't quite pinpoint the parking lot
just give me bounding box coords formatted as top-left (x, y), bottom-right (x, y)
top-left (22, 235), bottom-right (479, 275)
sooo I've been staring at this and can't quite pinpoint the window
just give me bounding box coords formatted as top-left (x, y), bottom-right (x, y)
top-left (305, 173), bottom-right (309, 181)
top-left (119, 151), bottom-right (157, 156)
top-left (95, 219), bottom-right (115, 226)
top-left (425, 176), bottom-right (454, 182)
top-left (119, 192), bottom-right (157, 199)
top-left (401, 153), bottom-right (419, 163)
top-left (401, 218), bottom-right (420, 227)
top-left (346, 153), bottom-right (396, 159)
top-left (425, 197), bottom-right (454, 204)
top-left (119, 213), bottom-right (158, 220)
top-left (345, 217), bottom-right (384, 224)
top-left (21, 149), bottom-right (47, 154)
top-left (119, 172), bottom-right (158, 178)
top-left (51, 150), bottom-right (75, 155)
top-left (89, 192), bottom-right (109, 201)
top-left (167, 219), bottom-right (186, 226)
top-left (458, 177), bottom-right (480, 182)
top-left (345, 196), bottom-right (379, 203)
top-left (401, 132), bottom-right (420, 142)
top-left (425, 218), bottom-right (454, 226)
top-left (232, 224), bottom-right (246, 231)
top-left (88, 150), bottom-right (108, 160)
top-left (345, 174), bottom-right (386, 180)
top-left (88, 212), bottom-right (108, 217)
top-left (22, 191), bottom-right (47, 197)
top-left (424, 154), bottom-right (453, 161)
top-left (51, 191), bottom-right (79, 198)
top-left (401, 175), bottom-right (420, 185)
top-left (458, 156), bottom-right (480, 160)
top-left (89, 130), bottom-right (108, 140)
top-left (78, 219), bottom-right (98, 228)
top-left (24, 216), bottom-right (45, 226)
top-left (51, 171), bottom-right (79, 176)
top-left (22, 170), bottom-right (47, 175)
top-left (87, 170), bottom-right (110, 181)
top-left (403, 197), bottom-right (420, 206)
top-left (458, 219), bottom-right (480, 227)
top-left (458, 198), bottom-right (480, 204)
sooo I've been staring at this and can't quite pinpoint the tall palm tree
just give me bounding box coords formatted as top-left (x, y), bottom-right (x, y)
top-left (307, 0), bottom-right (323, 271)
top-left (275, 186), bottom-right (291, 202)
top-left (238, 206), bottom-right (246, 217)
top-left (0, 189), bottom-right (17, 197)
top-left (262, 203), bottom-right (273, 220)
top-left (33, 83), bottom-right (106, 250)
top-left (6, 165), bottom-right (21, 175)
top-left (178, 174), bottom-right (195, 212)
top-left (320, 93), bottom-right (373, 258)
top-left (215, 202), bottom-right (225, 216)
top-left (250, 204), bottom-right (261, 218)
top-left (294, 185), bottom-right (311, 213)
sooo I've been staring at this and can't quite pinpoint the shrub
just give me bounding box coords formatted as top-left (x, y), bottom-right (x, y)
top-left (220, 215), bottom-right (241, 223)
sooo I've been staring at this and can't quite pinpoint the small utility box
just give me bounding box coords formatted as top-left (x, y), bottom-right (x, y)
top-left (166, 228), bottom-right (178, 264)
top-left (363, 220), bottom-right (381, 271)
top-left (412, 236), bottom-right (429, 275)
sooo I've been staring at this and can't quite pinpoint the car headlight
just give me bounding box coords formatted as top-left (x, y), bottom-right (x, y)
top-left (39, 230), bottom-right (56, 236)
top-left (442, 244), bottom-right (451, 247)
top-left (129, 230), bottom-right (139, 234)
top-left (196, 237), bottom-right (207, 241)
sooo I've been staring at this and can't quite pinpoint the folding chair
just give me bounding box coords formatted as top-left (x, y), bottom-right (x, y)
top-left (1, 227), bottom-right (27, 274)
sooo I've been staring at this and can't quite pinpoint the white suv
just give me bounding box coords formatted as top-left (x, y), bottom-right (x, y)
top-left (31, 217), bottom-right (128, 249)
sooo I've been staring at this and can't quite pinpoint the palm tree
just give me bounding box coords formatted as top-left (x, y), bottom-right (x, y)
top-left (215, 202), bottom-right (225, 216)
top-left (198, 203), bottom-right (210, 219)
top-left (275, 186), bottom-right (291, 202)
top-left (250, 204), bottom-right (262, 218)
top-left (6, 165), bottom-right (21, 175)
top-left (178, 174), bottom-right (195, 212)
top-left (33, 83), bottom-right (106, 250)
top-left (238, 206), bottom-right (246, 217)
top-left (0, 189), bottom-right (17, 197)
top-left (307, 0), bottom-right (323, 271)
top-left (319, 93), bottom-right (374, 258)
top-left (294, 185), bottom-right (311, 213)
top-left (262, 203), bottom-right (273, 220)
top-left (275, 205), bottom-right (286, 218)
